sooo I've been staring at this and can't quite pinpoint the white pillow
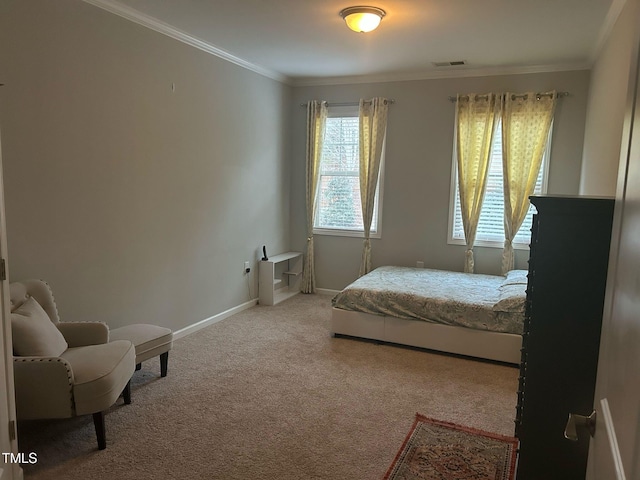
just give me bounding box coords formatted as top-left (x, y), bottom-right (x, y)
top-left (501, 269), bottom-right (529, 288)
top-left (11, 296), bottom-right (68, 357)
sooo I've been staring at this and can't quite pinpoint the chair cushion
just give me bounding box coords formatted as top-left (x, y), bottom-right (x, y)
top-left (11, 296), bottom-right (68, 357)
top-left (61, 340), bottom-right (135, 415)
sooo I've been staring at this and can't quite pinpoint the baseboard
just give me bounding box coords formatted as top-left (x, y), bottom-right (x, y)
top-left (316, 288), bottom-right (340, 296)
top-left (173, 298), bottom-right (258, 340)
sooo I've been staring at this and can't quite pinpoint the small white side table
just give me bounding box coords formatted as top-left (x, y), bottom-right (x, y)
top-left (258, 252), bottom-right (303, 305)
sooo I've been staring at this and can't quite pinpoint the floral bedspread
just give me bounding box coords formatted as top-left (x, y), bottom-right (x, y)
top-left (331, 266), bottom-right (525, 334)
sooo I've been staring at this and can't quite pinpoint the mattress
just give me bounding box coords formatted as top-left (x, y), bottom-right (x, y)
top-left (331, 266), bottom-right (527, 335)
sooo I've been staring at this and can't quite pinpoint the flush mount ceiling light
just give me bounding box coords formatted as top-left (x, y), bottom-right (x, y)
top-left (339, 6), bottom-right (386, 33)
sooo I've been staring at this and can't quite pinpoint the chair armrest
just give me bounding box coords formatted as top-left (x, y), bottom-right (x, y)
top-left (57, 322), bottom-right (109, 347)
top-left (13, 357), bottom-right (75, 419)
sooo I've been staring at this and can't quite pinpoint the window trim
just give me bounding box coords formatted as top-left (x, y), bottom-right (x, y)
top-left (312, 105), bottom-right (385, 239)
top-left (447, 120), bottom-right (552, 250)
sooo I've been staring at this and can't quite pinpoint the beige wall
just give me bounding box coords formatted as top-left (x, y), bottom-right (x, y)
top-left (291, 71), bottom-right (591, 290)
top-left (0, 1), bottom-right (598, 324)
top-left (0, 0), bottom-right (292, 330)
top-left (581, 0), bottom-right (640, 196)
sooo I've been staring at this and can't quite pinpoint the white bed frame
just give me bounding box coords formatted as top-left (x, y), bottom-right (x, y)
top-left (331, 307), bottom-right (522, 365)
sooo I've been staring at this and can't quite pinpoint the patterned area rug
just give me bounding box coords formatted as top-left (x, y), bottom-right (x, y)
top-left (383, 414), bottom-right (518, 480)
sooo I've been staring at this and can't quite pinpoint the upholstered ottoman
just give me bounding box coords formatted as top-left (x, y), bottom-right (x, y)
top-left (109, 324), bottom-right (173, 377)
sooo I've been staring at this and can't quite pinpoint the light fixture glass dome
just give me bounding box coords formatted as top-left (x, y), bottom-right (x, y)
top-left (339, 6), bottom-right (386, 33)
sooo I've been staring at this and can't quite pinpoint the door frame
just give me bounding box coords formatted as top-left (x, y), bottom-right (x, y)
top-left (0, 119), bottom-right (22, 480)
top-left (587, 2), bottom-right (640, 477)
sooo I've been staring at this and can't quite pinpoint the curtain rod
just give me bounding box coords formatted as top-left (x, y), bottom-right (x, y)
top-left (448, 91), bottom-right (569, 102)
top-left (299, 99), bottom-right (395, 107)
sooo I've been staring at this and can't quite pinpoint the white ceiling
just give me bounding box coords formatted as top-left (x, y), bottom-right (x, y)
top-left (87, 0), bottom-right (619, 85)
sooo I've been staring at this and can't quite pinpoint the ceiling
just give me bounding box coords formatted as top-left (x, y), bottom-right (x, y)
top-left (87, 0), bottom-right (619, 85)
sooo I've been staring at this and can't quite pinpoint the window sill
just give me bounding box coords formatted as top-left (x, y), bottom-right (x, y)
top-left (447, 238), bottom-right (530, 250)
top-left (313, 228), bottom-right (381, 239)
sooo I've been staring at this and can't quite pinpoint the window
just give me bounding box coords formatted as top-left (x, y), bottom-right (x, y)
top-left (314, 106), bottom-right (384, 237)
top-left (449, 119), bottom-right (551, 247)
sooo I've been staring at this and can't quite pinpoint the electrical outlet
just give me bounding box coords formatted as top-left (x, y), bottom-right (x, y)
top-left (244, 261), bottom-right (251, 274)
top-left (416, 261), bottom-right (425, 268)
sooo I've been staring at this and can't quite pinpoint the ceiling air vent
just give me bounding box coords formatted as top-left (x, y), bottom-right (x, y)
top-left (432, 60), bottom-right (466, 67)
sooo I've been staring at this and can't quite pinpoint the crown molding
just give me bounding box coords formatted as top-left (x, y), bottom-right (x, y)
top-left (290, 62), bottom-right (592, 87)
top-left (81, 0), bottom-right (290, 84)
top-left (589, 0), bottom-right (628, 63)
top-left (81, 0), bottom-right (596, 89)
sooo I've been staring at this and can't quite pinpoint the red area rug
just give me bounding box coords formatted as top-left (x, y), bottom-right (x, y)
top-left (383, 414), bottom-right (518, 480)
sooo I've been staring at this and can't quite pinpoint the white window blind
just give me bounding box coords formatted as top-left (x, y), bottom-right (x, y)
top-left (451, 120), bottom-right (549, 246)
top-left (314, 111), bottom-right (382, 235)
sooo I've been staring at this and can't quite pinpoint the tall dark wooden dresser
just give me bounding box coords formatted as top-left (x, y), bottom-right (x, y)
top-left (515, 195), bottom-right (614, 480)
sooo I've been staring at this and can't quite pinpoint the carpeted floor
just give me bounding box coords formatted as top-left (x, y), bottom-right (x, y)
top-left (17, 293), bottom-right (518, 480)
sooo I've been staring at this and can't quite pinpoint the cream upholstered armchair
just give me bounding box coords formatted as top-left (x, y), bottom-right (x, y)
top-left (9, 279), bottom-right (136, 450)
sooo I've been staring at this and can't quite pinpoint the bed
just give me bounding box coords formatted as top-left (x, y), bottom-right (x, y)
top-left (331, 266), bottom-right (528, 364)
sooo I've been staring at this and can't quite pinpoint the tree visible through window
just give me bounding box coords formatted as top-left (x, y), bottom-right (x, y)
top-left (314, 110), bottom-right (382, 235)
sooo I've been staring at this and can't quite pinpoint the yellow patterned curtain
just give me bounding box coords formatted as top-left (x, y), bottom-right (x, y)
top-left (359, 97), bottom-right (389, 277)
top-left (456, 93), bottom-right (498, 273)
top-left (301, 100), bottom-right (328, 293)
top-left (501, 91), bottom-right (556, 274)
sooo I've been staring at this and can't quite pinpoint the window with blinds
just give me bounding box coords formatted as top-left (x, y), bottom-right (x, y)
top-left (450, 120), bottom-right (550, 247)
top-left (314, 107), bottom-right (383, 237)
